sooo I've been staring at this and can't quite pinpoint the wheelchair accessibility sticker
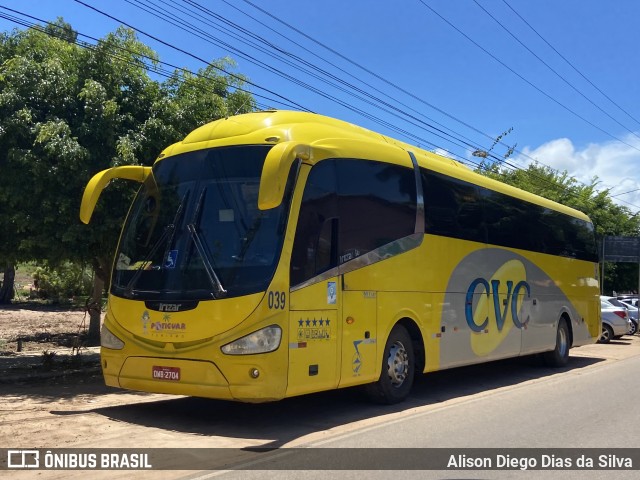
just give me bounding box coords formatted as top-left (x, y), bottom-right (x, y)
top-left (164, 250), bottom-right (178, 269)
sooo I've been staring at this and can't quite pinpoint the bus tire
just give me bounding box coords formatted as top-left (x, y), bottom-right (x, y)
top-left (542, 318), bottom-right (570, 367)
top-left (364, 324), bottom-right (414, 404)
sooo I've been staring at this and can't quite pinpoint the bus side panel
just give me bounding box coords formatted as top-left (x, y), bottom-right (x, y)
top-left (375, 291), bottom-right (436, 374)
top-left (338, 290), bottom-right (378, 387)
top-left (342, 235), bottom-right (483, 373)
top-left (440, 247), bottom-right (597, 366)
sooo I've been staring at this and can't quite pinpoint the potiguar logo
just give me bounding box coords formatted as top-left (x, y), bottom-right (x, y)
top-left (465, 259), bottom-right (531, 356)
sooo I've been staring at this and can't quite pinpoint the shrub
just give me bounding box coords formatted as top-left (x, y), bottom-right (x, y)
top-left (33, 263), bottom-right (92, 302)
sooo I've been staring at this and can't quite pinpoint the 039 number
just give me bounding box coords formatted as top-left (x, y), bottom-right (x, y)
top-left (268, 291), bottom-right (286, 309)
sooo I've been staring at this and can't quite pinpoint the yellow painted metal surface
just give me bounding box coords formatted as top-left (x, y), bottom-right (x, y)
top-left (80, 165), bottom-right (151, 224)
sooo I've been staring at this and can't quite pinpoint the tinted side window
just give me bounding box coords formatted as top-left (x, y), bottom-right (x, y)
top-left (557, 214), bottom-right (598, 261)
top-left (483, 188), bottom-right (541, 252)
top-left (291, 159), bottom-right (417, 286)
top-left (337, 160), bottom-right (416, 264)
top-left (421, 168), bottom-right (598, 261)
top-left (485, 188), bottom-right (597, 261)
top-left (539, 207), bottom-right (568, 256)
top-left (290, 160), bottom-right (338, 286)
top-left (422, 169), bottom-right (485, 243)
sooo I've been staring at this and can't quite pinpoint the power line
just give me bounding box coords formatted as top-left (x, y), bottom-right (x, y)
top-left (3, 2), bottom-right (639, 212)
top-left (124, 0), bottom-right (484, 156)
top-left (213, 0), bottom-right (487, 154)
top-left (501, 0), bottom-right (640, 129)
top-left (234, 0), bottom-right (639, 205)
top-left (71, 0), bottom-right (311, 112)
top-left (0, 5), bottom-right (300, 111)
top-left (105, 0), bottom-right (640, 211)
top-left (75, 0), bottom-right (640, 211)
top-left (417, 0), bottom-right (640, 154)
top-left (238, 0), bottom-right (510, 152)
top-left (0, 10), bottom-right (292, 114)
top-left (1, 3), bottom-right (474, 163)
top-left (611, 188), bottom-right (640, 199)
top-left (84, 0), bottom-right (464, 150)
top-left (472, 0), bottom-right (640, 143)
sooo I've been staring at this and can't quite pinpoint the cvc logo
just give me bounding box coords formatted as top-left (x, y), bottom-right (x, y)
top-left (465, 278), bottom-right (531, 332)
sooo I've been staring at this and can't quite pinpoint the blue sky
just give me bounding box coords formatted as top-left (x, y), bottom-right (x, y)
top-left (2, 0), bottom-right (640, 210)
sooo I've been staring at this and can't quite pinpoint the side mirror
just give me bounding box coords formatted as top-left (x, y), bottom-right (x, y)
top-left (80, 166), bottom-right (151, 224)
top-left (258, 142), bottom-right (311, 210)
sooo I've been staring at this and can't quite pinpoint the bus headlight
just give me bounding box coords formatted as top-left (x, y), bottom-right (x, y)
top-left (221, 325), bottom-right (282, 355)
top-left (101, 324), bottom-right (125, 350)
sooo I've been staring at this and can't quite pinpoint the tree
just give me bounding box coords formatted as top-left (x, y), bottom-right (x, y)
top-left (477, 161), bottom-right (640, 291)
top-left (0, 19), bottom-right (255, 341)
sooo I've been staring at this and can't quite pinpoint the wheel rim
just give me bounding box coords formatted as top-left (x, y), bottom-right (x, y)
top-left (558, 326), bottom-right (568, 357)
top-left (600, 327), bottom-right (610, 342)
top-left (387, 341), bottom-right (409, 387)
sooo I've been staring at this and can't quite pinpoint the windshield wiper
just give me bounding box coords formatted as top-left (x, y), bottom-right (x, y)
top-left (187, 223), bottom-right (227, 298)
top-left (124, 224), bottom-right (173, 298)
top-left (161, 191), bottom-right (189, 270)
top-left (184, 188), bottom-right (227, 298)
top-left (124, 191), bottom-right (189, 297)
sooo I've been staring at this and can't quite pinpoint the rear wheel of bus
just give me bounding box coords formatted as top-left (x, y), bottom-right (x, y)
top-left (365, 324), bottom-right (415, 404)
top-left (542, 317), bottom-right (570, 367)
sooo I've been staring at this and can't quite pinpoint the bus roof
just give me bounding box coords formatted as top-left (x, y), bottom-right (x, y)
top-left (158, 110), bottom-right (591, 223)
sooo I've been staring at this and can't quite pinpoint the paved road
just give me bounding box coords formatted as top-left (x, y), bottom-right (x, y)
top-left (198, 338), bottom-right (640, 479)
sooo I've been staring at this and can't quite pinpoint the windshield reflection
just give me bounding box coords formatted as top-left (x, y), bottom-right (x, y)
top-left (112, 145), bottom-right (293, 300)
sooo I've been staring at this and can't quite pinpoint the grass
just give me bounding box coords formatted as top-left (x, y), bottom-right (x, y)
top-left (12, 262), bottom-right (38, 302)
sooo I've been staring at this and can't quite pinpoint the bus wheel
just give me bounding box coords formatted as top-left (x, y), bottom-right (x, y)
top-left (364, 324), bottom-right (414, 404)
top-left (542, 318), bottom-right (570, 367)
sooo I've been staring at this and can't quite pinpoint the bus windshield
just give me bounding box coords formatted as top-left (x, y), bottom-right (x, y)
top-left (111, 145), bottom-right (292, 301)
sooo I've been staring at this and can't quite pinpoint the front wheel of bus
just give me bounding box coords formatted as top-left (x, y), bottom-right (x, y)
top-left (364, 324), bottom-right (414, 404)
top-left (543, 318), bottom-right (570, 367)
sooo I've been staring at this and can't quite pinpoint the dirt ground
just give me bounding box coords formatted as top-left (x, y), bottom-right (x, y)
top-left (0, 303), bottom-right (93, 354)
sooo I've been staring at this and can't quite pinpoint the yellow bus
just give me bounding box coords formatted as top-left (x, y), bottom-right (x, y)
top-left (80, 111), bottom-right (600, 404)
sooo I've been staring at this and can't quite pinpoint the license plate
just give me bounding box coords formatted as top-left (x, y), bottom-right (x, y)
top-left (152, 366), bottom-right (180, 381)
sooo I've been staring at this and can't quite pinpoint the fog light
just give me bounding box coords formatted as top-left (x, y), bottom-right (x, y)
top-left (250, 368), bottom-right (260, 379)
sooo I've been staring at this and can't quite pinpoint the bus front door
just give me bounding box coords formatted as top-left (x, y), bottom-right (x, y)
top-left (287, 278), bottom-right (340, 397)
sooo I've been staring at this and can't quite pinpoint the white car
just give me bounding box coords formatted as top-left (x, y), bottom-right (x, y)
top-left (599, 297), bottom-right (631, 343)
top-left (617, 296), bottom-right (639, 334)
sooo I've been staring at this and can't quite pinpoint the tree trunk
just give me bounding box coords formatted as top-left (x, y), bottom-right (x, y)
top-left (0, 263), bottom-right (16, 304)
top-left (86, 258), bottom-right (107, 345)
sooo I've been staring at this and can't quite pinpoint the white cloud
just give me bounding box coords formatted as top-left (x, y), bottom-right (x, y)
top-left (433, 147), bottom-right (456, 159)
top-left (513, 134), bottom-right (640, 212)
